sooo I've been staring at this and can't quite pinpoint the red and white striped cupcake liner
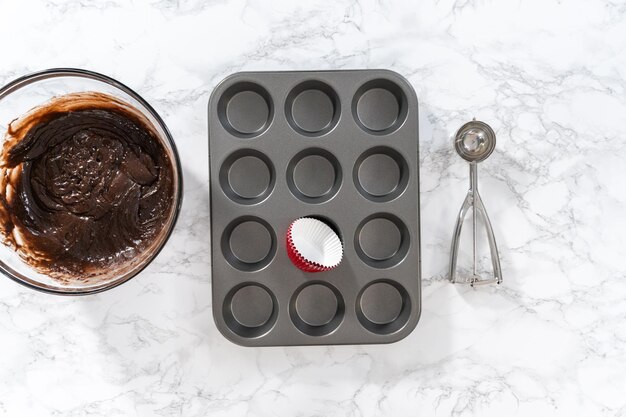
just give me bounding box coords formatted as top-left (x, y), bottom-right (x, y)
top-left (286, 217), bottom-right (343, 273)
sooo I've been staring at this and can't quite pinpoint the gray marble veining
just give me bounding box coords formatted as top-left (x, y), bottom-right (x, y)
top-left (1, 0), bottom-right (625, 415)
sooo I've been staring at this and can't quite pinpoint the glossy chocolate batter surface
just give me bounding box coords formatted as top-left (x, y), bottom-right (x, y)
top-left (0, 92), bottom-right (175, 282)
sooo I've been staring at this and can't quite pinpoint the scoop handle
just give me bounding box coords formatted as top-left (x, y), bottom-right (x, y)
top-left (449, 163), bottom-right (503, 285)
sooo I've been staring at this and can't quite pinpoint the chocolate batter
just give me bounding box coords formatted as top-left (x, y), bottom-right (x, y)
top-left (0, 92), bottom-right (176, 282)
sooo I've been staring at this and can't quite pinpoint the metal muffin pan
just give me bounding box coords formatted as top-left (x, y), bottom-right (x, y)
top-left (208, 70), bottom-right (421, 346)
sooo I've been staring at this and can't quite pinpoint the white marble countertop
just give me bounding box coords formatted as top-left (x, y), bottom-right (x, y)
top-left (1, 0), bottom-right (625, 415)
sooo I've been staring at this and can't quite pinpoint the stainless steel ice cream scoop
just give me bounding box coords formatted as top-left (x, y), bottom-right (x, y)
top-left (449, 120), bottom-right (502, 286)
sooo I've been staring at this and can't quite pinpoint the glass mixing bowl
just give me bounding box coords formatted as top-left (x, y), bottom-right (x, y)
top-left (0, 68), bottom-right (183, 295)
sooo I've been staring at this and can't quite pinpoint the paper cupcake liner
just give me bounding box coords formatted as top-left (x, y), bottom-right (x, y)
top-left (286, 217), bottom-right (343, 273)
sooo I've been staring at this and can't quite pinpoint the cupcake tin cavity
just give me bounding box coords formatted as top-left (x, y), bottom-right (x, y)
top-left (209, 70), bottom-right (421, 346)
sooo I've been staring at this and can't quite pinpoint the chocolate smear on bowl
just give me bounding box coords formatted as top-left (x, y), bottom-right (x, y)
top-left (0, 92), bottom-right (175, 283)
